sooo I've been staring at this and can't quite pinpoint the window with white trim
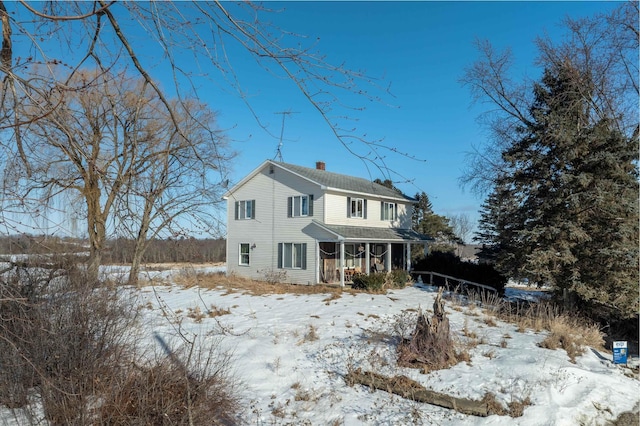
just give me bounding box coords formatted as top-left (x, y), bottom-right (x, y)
top-left (235, 200), bottom-right (255, 220)
top-left (239, 243), bottom-right (250, 266)
top-left (381, 202), bottom-right (397, 221)
top-left (278, 242), bottom-right (307, 269)
top-left (287, 194), bottom-right (313, 217)
top-left (348, 197), bottom-right (366, 218)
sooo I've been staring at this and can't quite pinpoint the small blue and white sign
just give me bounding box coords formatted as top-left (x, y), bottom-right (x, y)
top-left (612, 341), bottom-right (628, 365)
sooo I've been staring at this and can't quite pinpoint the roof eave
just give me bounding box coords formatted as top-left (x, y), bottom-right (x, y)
top-left (326, 187), bottom-right (413, 202)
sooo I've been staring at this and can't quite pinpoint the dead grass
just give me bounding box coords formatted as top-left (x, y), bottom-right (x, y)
top-left (323, 292), bottom-right (342, 304)
top-left (271, 403), bottom-right (286, 418)
top-left (482, 392), bottom-right (507, 416)
top-left (483, 349), bottom-right (497, 359)
top-left (483, 316), bottom-right (498, 327)
top-left (141, 262), bottom-right (225, 271)
top-left (294, 388), bottom-right (312, 401)
top-left (538, 315), bottom-right (604, 363)
top-left (455, 347), bottom-right (472, 365)
top-left (459, 290), bottom-right (604, 362)
top-left (497, 299), bottom-right (563, 333)
top-left (482, 392), bottom-right (532, 417)
top-left (417, 286), bottom-right (608, 372)
top-left (0, 261), bottom-right (241, 424)
top-left (187, 306), bottom-right (206, 322)
top-left (508, 396), bottom-right (533, 417)
top-left (298, 324), bottom-right (319, 344)
top-left (174, 271), bottom-right (354, 297)
top-left (175, 269), bottom-right (605, 367)
top-left (209, 305), bottom-right (231, 317)
top-left (462, 319), bottom-right (478, 339)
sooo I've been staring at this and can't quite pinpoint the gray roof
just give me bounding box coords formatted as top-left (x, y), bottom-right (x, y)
top-left (311, 222), bottom-right (433, 242)
top-left (276, 161), bottom-right (414, 201)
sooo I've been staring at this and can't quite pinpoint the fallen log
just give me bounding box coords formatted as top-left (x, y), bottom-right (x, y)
top-left (345, 368), bottom-right (489, 417)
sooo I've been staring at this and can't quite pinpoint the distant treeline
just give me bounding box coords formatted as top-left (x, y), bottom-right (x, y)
top-left (0, 235), bottom-right (226, 264)
top-left (0, 235), bottom-right (85, 255)
top-left (105, 238), bottom-right (225, 264)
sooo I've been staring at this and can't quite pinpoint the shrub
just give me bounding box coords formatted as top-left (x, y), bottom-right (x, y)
top-left (352, 272), bottom-right (386, 291)
top-left (259, 268), bottom-right (288, 285)
top-left (0, 260), bottom-right (241, 425)
top-left (413, 251), bottom-right (507, 294)
top-left (97, 340), bottom-right (240, 425)
top-left (0, 260), bottom-right (139, 424)
top-left (389, 269), bottom-right (411, 288)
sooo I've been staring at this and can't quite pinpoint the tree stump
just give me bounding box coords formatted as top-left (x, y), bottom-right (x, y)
top-left (397, 288), bottom-right (459, 371)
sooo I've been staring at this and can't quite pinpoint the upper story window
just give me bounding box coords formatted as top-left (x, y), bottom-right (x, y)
top-left (234, 200), bottom-right (255, 220)
top-left (381, 202), bottom-right (397, 221)
top-left (347, 197), bottom-right (367, 219)
top-left (288, 194), bottom-right (314, 217)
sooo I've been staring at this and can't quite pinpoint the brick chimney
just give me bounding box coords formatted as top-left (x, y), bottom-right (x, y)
top-left (315, 161), bottom-right (326, 171)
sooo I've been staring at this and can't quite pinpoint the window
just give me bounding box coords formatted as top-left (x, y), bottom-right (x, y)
top-left (287, 195), bottom-right (313, 217)
top-left (235, 200), bottom-right (255, 220)
top-left (239, 243), bottom-right (250, 266)
top-left (381, 202), bottom-right (397, 221)
top-left (347, 197), bottom-right (366, 218)
top-left (278, 243), bottom-right (307, 269)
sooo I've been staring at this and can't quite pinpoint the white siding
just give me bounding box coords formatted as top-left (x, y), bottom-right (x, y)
top-left (324, 191), bottom-right (413, 229)
top-left (226, 161), bottom-right (418, 284)
top-left (398, 203), bottom-right (414, 229)
top-left (226, 165), bottom-right (323, 284)
top-left (324, 192), bottom-right (349, 225)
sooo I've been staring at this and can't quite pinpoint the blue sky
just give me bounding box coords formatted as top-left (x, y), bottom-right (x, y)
top-left (208, 1), bottom-right (620, 235)
top-left (4, 1), bottom-right (623, 238)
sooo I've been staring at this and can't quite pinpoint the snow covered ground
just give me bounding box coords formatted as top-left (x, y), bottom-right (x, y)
top-left (130, 266), bottom-right (639, 425)
top-left (0, 263), bottom-right (637, 425)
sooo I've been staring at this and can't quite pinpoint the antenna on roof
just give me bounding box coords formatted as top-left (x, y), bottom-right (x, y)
top-left (273, 110), bottom-right (298, 162)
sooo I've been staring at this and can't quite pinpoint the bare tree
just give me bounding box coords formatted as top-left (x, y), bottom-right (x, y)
top-left (0, 2), bottom-right (398, 177)
top-left (459, 2), bottom-right (638, 194)
top-left (116, 97), bottom-right (232, 285)
top-left (5, 69), bottom-right (232, 282)
top-left (449, 213), bottom-right (472, 245)
top-left (0, 1), bottom-right (419, 277)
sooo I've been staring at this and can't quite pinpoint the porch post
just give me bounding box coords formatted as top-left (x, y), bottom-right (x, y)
top-left (365, 242), bottom-right (370, 275)
top-left (386, 242), bottom-right (392, 271)
top-left (340, 240), bottom-right (345, 287)
top-left (406, 243), bottom-right (411, 272)
top-left (315, 240), bottom-right (320, 284)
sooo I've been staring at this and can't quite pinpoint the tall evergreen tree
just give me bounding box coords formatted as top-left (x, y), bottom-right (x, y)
top-left (489, 63), bottom-right (638, 318)
top-left (373, 178), bottom-right (403, 194)
top-left (474, 180), bottom-right (524, 272)
top-left (412, 192), bottom-right (459, 253)
top-left (463, 2), bottom-right (639, 319)
top-left (412, 192), bottom-right (434, 231)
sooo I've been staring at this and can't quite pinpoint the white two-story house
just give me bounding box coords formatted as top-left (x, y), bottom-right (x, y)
top-left (223, 160), bottom-right (432, 286)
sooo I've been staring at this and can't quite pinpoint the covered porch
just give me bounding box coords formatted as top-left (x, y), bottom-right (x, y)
top-left (311, 223), bottom-right (432, 287)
